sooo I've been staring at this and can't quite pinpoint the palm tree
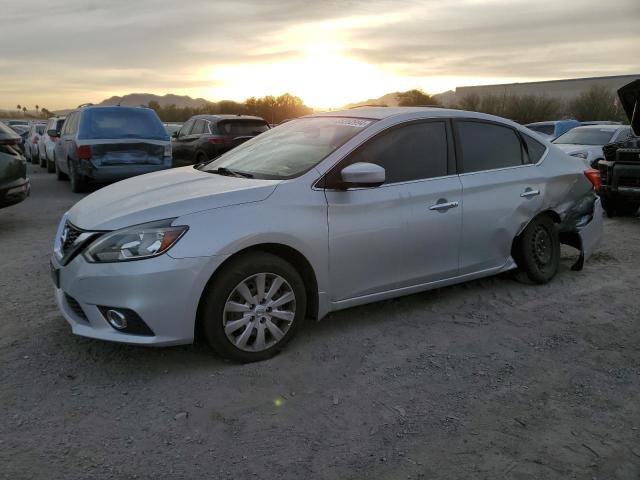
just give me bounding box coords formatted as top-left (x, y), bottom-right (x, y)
top-left (35, 104), bottom-right (39, 113)
top-left (22, 107), bottom-right (27, 114)
top-left (16, 104), bottom-right (21, 111)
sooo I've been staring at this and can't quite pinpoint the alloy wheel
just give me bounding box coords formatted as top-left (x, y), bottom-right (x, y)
top-left (222, 273), bottom-right (296, 352)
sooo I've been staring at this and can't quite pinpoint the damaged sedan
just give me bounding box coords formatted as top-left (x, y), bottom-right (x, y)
top-left (50, 107), bottom-right (603, 362)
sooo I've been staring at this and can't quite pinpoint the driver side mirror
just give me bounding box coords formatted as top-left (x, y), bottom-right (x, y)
top-left (172, 131), bottom-right (179, 139)
top-left (339, 162), bottom-right (385, 188)
top-left (47, 129), bottom-right (60, 138)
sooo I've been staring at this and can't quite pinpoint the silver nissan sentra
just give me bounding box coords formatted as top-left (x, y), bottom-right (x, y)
top-left (51, 107), bottom-right (603, 361)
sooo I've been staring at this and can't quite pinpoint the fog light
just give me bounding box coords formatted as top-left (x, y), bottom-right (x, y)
top-left (106, 309), bottom-right (128, 330)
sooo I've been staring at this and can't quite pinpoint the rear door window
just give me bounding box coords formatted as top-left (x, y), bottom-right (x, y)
top-left (217, 120), bottom-right (270, 137)
top-left (457, 121), bottom-right (524, 173)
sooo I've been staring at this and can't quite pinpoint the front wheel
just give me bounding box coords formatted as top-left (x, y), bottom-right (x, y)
top-left (200, 252), bottom-right (307, 362)
top-left (47, 154), bottom-right (56, 173)
top-left (602, 197), bottom-right (639, 217)
top-left (513, 215), bottom-right (560, 284)
top-left (68, 160), bottom-right (87, 193)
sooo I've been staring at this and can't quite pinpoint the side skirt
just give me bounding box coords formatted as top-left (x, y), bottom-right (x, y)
top-left (326, 260), bottom-right (516, 315)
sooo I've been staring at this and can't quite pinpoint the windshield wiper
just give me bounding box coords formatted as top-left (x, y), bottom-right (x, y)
top-left (210, 167), bottom-right (254, 178)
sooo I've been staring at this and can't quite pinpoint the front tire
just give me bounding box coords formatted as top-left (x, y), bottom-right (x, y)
top-left (514, 215), bottom-right (560, 284)
top-left (47, 154), bottom-right (56, 173)
top-left (55, 157), bottom-right (68, 181)
top-left (68, 160), bottom-right (87, 193)
top-left (602, 197), bottom-right (639, 217)
top-left (200, 252), bottom-right (307, 362)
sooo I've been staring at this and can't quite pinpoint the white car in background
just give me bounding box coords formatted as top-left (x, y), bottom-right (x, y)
top-left (25, 122), bottom-right (46, 164)
top-left (39, 116), bottom-right (66, 172)
top-left (552, 124), bottom-right (635, 167)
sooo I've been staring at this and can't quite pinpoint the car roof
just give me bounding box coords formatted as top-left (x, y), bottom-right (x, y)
top-left (525, 120), bottom-right (578, 127)
top-left (191, 114), bottom-right (267, 122)
top-left (309, 106), bottom-right (527, 127)
top-left (572, 124), bottom-right (627, 131)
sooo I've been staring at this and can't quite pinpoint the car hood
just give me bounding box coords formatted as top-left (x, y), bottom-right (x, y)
top-left (618, 79), bottom-right (639, 135)
top-left (68, 166), bottom-right (280, 230)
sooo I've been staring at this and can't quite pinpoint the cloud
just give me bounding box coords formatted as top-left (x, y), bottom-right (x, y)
top-left (0, 0), bottom-right (638, 109)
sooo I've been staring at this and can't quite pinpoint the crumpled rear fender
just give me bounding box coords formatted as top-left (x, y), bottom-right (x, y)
top-left (559, 196), bottom-right (603, 271)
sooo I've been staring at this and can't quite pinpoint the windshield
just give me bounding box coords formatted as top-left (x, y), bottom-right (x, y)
top-left (553, 127), bottom-right (616, 146)
top-left (79, 108), bottom-right (169, 141)
top-left (528, 125), bottom-right (554, 136)
top-left (200, 116), bottom-right (375, 179)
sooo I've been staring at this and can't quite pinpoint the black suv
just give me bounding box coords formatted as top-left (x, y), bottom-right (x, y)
top-left (171, 115), bottom-right (269, 167)
top-left (598, 80), bottom-right (640, 217)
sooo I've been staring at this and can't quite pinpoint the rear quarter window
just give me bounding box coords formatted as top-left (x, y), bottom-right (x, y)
top-left (458, 121), bottom-right (524, 173)
top-left (521, 133), bottom-right (546, 163)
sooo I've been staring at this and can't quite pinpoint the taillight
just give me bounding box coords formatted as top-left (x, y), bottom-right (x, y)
top-left (584, 168), bottom-right (601, 191)
top-left (207, 136), bottom-right (231, 145)
top-left (77, 145), bottom-right (92, 160)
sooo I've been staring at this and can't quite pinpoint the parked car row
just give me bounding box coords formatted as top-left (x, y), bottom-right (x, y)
top-left (19, 106), bottom-right (272, 193)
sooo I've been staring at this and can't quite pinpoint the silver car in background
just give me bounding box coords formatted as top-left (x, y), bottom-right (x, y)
top-left (552, 124), bottom-right (635, 167)
top-left (50, 107), bottom-right (603, 362)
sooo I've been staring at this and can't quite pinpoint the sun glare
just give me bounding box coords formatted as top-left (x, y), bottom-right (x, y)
top-left (203, 43), bottom-right (408, 109)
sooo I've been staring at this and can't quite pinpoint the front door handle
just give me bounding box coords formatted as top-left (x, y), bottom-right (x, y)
top-left (520, 188), bottom-right (540, 198)
top-left (429, 200), bottom-right (459, 211)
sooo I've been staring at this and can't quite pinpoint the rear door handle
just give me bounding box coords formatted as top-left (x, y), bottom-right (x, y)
top-left (520, 188), bottom-right (540, 198)
top-left (429, 200), bottom-right (459, 211)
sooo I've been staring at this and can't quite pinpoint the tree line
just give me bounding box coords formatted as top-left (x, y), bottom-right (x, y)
top-left (148, 93), bottom-right (313, 124)
top-left (452, 85), bottom-right (627, 124)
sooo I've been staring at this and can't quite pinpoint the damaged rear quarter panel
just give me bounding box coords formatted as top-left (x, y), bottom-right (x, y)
top-left (518, 147), bottom-right (602, 269)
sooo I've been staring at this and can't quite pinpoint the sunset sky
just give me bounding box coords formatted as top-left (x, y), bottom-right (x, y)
top-left (1, 0), bottom-right (639, 110)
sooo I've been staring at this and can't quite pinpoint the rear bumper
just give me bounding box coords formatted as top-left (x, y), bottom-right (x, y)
top-left (77, 162), bottom-right (172, 182)
top-left (599, 161), bottom-right (640, 199)
top-left (578, 197), bottom-right (603, 262)
top-left (0, 177), bottom-right (30, 208)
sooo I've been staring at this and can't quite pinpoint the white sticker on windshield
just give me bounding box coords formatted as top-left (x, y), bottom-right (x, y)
top-left (332, 118), bottom-right (372, 128)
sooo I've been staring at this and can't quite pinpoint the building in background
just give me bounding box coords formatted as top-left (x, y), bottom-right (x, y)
top-left (437, 74), bottom-right (640, 105)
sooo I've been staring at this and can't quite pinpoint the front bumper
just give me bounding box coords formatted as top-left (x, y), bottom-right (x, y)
top-left (51, 252), bottom-right (228, 346)
top-left (0, 177), bottom-right (30, 208)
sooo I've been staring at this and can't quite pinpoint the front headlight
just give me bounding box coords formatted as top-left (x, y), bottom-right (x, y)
top-left (84, 219), bottom-right (188, 263)
top-left (570, 152), bottom-right (588, 159)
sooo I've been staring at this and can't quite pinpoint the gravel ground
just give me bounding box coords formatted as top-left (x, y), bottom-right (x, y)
top-left (1, 164), bottom-right (640, 480)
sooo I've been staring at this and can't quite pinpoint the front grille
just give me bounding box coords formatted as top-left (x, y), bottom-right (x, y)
top-left (64, 293), bottom-right (87, 320)
top-left (619, 176), bottom-right (640, 188)
top-left (61, 222), bottom-right (83, 255)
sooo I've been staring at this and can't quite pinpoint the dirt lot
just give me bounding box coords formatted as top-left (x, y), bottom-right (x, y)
top-left (1, 164), bottom-right (639, 480)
